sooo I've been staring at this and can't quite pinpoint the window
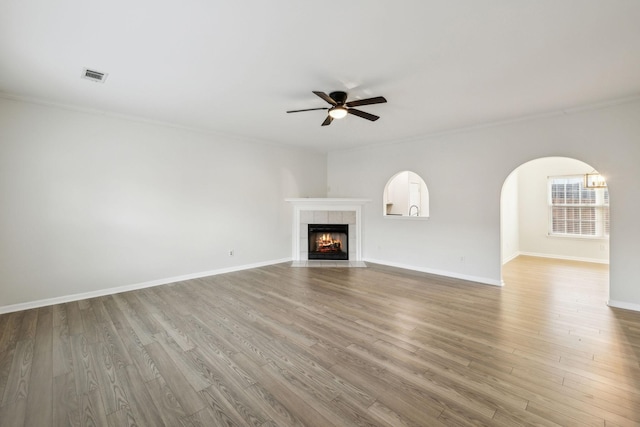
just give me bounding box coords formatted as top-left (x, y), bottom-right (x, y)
top-left (548, 176), bottom-right (609, 238)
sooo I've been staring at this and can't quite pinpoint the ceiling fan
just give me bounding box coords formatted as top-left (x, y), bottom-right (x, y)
top-left (287, 91), bottom-right (387, 126)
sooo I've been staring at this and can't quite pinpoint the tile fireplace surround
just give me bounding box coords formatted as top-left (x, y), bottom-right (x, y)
top-left (285, 198), bottom-right (369, 267)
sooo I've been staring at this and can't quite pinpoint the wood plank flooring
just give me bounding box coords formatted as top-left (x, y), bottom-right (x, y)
top-left (1, 256), bottom-right (640, 426)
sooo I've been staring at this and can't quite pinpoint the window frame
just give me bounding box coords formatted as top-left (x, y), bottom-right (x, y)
top-left (547, 175), bottom-right (609, 240)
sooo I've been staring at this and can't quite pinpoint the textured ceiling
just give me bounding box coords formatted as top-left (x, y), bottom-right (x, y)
top-left (1, 1), bottom-right (639, 152)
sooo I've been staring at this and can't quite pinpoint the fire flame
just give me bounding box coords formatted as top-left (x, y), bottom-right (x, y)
top-left (315, 233), bottom-right (342, 252)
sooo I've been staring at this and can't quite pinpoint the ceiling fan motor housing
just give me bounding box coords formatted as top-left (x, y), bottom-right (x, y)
top-left (329, 91), bottom-right (348, 105)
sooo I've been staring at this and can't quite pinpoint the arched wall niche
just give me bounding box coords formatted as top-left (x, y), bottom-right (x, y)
top-left (383, 171), bottom-right (429, 218)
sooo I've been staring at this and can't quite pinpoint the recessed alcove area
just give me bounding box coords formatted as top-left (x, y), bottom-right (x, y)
top-left (285, 198), bottom-right (369, 267)
top-left (383, 170), bottom-right (429, 218)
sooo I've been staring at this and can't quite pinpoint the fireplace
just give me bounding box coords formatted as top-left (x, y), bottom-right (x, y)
top-left (308, 224), bottom-right (348, 260)
top-left (286, 198), bottom-right (369, 265)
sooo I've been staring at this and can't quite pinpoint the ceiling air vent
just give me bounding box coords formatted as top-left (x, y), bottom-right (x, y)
top-left (82, 68), bottom-right (108, 83)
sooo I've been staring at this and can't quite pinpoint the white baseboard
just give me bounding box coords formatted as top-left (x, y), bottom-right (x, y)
top-left (501, 252), bottom-right (520, 265)
top-left (0, 258), bottom-right (291, 314)
top-left (518, 251), bottom-right (609, 265)
top-left (364, 258), bottom-right (503, 287)
top-left (607, 300), bottom-right (640, 313)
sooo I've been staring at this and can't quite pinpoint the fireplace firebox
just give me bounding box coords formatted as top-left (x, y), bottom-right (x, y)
top-left (308, 224), bottom-right (348, 260)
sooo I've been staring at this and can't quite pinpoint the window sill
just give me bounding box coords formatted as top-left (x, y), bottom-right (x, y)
top-left (384, 215), bottom-right (430, 220)
top-left (547, 233), bottom-right (609, 241)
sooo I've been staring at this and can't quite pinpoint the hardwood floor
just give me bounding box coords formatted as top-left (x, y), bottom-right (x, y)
top-left (1, 256), bottom-right (640, 426)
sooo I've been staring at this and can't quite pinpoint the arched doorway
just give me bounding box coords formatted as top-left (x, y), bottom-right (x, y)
top-left (500, 157), bottom-right (610, 294)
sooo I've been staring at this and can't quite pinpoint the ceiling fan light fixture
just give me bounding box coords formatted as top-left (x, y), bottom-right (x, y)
top-left (287, 91), bottom-right (386, 126)
top-left (328, 106), bottom-right (348, 119)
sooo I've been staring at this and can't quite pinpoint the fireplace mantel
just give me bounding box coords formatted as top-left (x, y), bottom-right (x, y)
top-left (285, 198), bottom-right (371, 206)
top-left (286, 198), bottom-right (370, 263)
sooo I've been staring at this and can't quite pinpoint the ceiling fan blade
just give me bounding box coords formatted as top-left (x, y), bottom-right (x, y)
top-left (345, 96), bottom-right (387, 107)
top-left (347, 108), bottom-right (380, 121)
top-left (286, 107), bottom-right (329, 113)
top-left (321, 115), bottom-right (333, 126)
top-left (313, 91), bottom-right (337, 106)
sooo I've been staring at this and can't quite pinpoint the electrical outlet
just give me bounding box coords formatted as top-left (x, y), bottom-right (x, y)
top-left (460, 256), bottom-right (465, 263)
top-left (228, 249), bottom-right (234, 256)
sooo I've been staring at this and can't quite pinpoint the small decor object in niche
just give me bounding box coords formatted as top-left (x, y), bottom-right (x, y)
top-left (383, 171), bottom-right (430, 218)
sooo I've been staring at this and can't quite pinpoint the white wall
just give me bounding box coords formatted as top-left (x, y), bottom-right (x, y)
top-left (386, 171), bottom-right (409, 215)
top-left (0, 97), bottom-right (327, 309)
top-left (327, 99), bottom-right (640, 308)
top-left (517, 157), bottom-right (608, 263)
top-left (501, 170), bottom-right (519, 263)
top-left (3, 97), bottom-right (639, 312)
